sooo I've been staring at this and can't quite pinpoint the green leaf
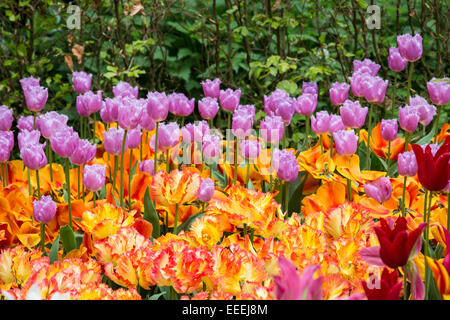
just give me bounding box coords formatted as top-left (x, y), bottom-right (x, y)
top-left (288, 172), bottom-right (307, 216)
top-left (60, 225), bottom-right (77, 255)
top-left (178, 211), bottom-right (204, 232)
top-left (276, 80), bottom-right (298, 96)
top-left (415, 127), bottom-right (435, 146)
top-left (143, 187), bottom-right (160, 238)
top-left (147, 292), bottom-right (166, 300)
top-left (48, 233), bottom-right (60, 264)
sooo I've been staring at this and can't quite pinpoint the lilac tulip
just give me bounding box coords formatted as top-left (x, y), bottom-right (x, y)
top-left (362, 75), bottom-right (389, 104)
top-left (50, 126), bottom-right (79, 158)
top-left (0, 105), bottom-right (13, 131)
top-left (182, 121), bottom-right (210, 144)
top-left (397, 151), bottom-right (418, 177)
top-left (100, 97), bottom-right (121, 124)
top-left (198, 97), bottom-right (220, 120)
top-left (113, 81), bottom-right (138, 99)
top-left (21, 144), bottom-right (47, 170)
top-left (264, 89), bottom-right (295, 124)
top-left (0, 131), bottom-right (14, 163)
top-left (20, 76), bottom-right (40, 91)
top-left (311, 111), bottom-right (330, 134)
top-left (353, 58), bottom-right (381, 76)
top-left (397, 34), bottom-right (423, 62)
top-left (388, 47), bottom-right (408, 72)
top-left (427, 77), bottom-right (450, 106)
top-left (168, 93), bottom-right (195, 117)
top-left (409, 95), bottom-right (436, 126)
top-left (70, 139), bottom-right (96, 166)
top-left (201, 78), bottom-right (221, 98)
top-left (150, 122), bottom-right (180, 152)
top-left (272, 149), bottom-right (299, 182)
top-left (83, 164), bottom-right (106, 192)
top-left (76, 90), bottom-right (103, 117)
top-left (329, 82), bottom-right (350, 106)
top-left (117, 97), bottom-right (143, 130)
top-left (37, 111), bottom-right (69, 139)
top-left (17, 115), bottom-right (34, 132)
top-left (104, 127), bottom-right (126, 155)
top-left (340, 100), bottom-right (368, 128)
top-left (302, 82), bottom-right (318, 95)
top-left (198, 178), bottom-right (215, 202)
top-left (240, 139), bottom-right (260, 160)
top-left (349, 72), bottom-right (373, 98)
top-left (398, 105), bottom-right (420, 132)
top-left (295, 93), bottom-right (318, 116)
top-left (33, 195), bottom-right (57, 224)
top-left (202, 134), bottom-right (221, 160)
top-left (380, 119), bottom-right (398, 142)
top-left (18, 129), bottom-right (41, 150)
top-left (126, 126), bottom-right (142, 149)
top-left (139, 109), bottom-right (156, 132)
top-left (364, 177), bottom-right (393, 203)
top-left (332, 129), bottom-right (358, 156)
top-left (260, 115), bottom-right (284, 144)
top-left (139, 160), bottom-right (155, 176)
top-left (219, 88), bottom-right (241, 112)
top-left (232, 107), bottom-right (253, 139)
top-left (24, 85), bottom-right (48, 112)
top-left (72, 71), bottom-right (92, 94)
top-left (328, 114), bottom-right (345, 133)
top-left (146, 92), bottom-right (170, 122)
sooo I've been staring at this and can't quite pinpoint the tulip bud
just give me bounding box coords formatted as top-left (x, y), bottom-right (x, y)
top-left (150, 122), bottom-right (180, 152)
top-left (70, 139), bottom-right (96, 165)
top-left (397, 34), bottom-right (423, 62)
top-left (201, 78), bottom-right (221, 98)
top-left (113, 81), bottom-right (138, 99)
top-left (33, 195), bottom-right (57, 224)
top-left (126, 126), bottom-right (142, 149)
top-left (409, 95), bottom-right (436, 126)
top-left (198, 97), bottom-right (220, 120)
top-left (0, 105), bottom-right (13, 131)
top-left (83, 164), bottom-right (106, 191)
top-left (118, 97), bottom-right (144, 130)
top-left (362, 75), bottom-right (389, 104)
top-left (398, 105), bottom-right (420, 132)
top-left (72, 71), bottom-right (92, 94)
top-left (364, 177), bottom-right (393, 203)
top-left (17, 115), bottom-right (34, 132)
top-left (397, 151), bottom-right (418, 177)
top-left (104, 127), bottom-right (127, 155)
top-left (202, 134), bottom-right (221, 160)
top-left (50, 126), bottom-right (79, 158)
top-left (388, 47), bottom-right (408, 72)
top-left (311, 111), bottom-right (330, 134)
top-left (20, 76), bottom-right (40, 91)
top-left (18, 129), bottom-right (41, 150)
top-left (427, 77), bottom-right (450, 106)
top-left (332, 129), bottom-right (358, 156)
top-left (76, 90), bottom-right (103, 117)
top-left (260, 115), bottom-right (284, 144)
top-left (37, 111), bottom-right (69, 139)
top-left (295, 93), bottom-right (318, 116)
top-left (139, 159), bottom-right (155, 176)
top-left (219, 88), bottom-right (241, 112)
top-left (329, 82), bottom-right (350, 106)
top-left (100, 97), bottom-right (120, 124)
top-left (380, 119), bottom-right (398, 142)
top-left (273, 149), bottom-right (299, 182)
top-left (353, 58), bottom-right (381, 76)
top-left (340, 100), bottom-right (368, 129)
top-left (198, 177), bottom-right (215, 202)
top-left (168, 93), bottom-right (195, 117)
top-left (302, 82), bottom-right (318, 95)
top-left (0, 131), bottom-right (14, 163)
top-left (21, 144), bottom-right (47, 170)
top-left (240, 139), bottom-right (260, 160)
top-left (24, 85), bottom-right (48, 112)
top-left (146, 91), bottom-right (170, 122)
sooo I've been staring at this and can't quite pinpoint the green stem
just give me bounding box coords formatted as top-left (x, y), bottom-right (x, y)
top-left (366, 103), bottom-right (374, 170)
top-left (80, 114), bottom-right (84, 139)
top-left (319, 134), bottom-right (324, 154)
top-left (433, 105), bottom-right (442, 143)
top-left (401, 176), bottom-right (407, 216)
top-left (120, 129), bottom-right (128, 208)
top-left (305, 115), bottom-right (310, 149)
top-left (245, 161), bottom-right (250, 187)
top-left (77, 166), bottom-right (81, 199)
top-left (424, 190), bottom-right (432, 300)
top-left (27, 168), bottom-right (32, 197)
top-left (166, 149), bottom-right (170, 173)
top-left (387, 141), bottom-right (391, 176)
top-left (154, 122), bottom-right (159, 175)
top-left (128, 149), bottom-right (133, 207)
top-left (284, 181), bottom-right (289, 214)
top-left (227, 112), bottom-right (231, 131)
top-left (234, 137), bottom-right (239, 185)
top-left (36, 169), bottom-right (41, 198)
top-left (140, 131), bottom-right (143, 162)
top-left (4, 162), bottom-right (8, 186)
top-left (270, 147), bottom-right (274, 193)
top-left (112, 155), bottom-right (118, 194)
top-left (173, 203), bottom-right (179, 235)
top-left (391, 72), bottom-right (398, 118)
top-left (329, 135), bottom-right (334, 159)
top-left (65, 157), bottom-right (72, 228)
top-left (93, 112), bottom-right (97, 141)
top-left (93, 191), bottom-right (96, 208)
top-left (47, 142), bottom-right (53, 183)
top-left (1, 163), bottom-right (5, 187)
top-left (347, 177), bottom-right (352, 202)
top-left (40, 223), bottom-right (46, 254)
top-left (403, 265), bottom-right (408, 300)
top-left (407, 62), bottom-right (414, 101)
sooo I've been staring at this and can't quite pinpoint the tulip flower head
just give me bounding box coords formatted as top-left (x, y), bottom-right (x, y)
top-left (340, 100), bottom-right (368, 129)
top-left (37, 111), bottom-right (69, 139)
top-left (329, 82), bottom-right (350, 106)
top-left (113, 81), bottom-right (138, 99)
top-left (219, 88), bottom-right (241, 112)
top-left (76, 90), bottom-right (103, 117)
top-left (72, 71), bottom-right (92, 94)
top-left (20, 76), bottom-right (40, 91)
top-left (24, 85), bottom-right (48, 112)
top-left (0, 105), bottom-right (13, 131)
top-left (362, 268), bottom-right (403, 300)
top-left (168, 93), bottom-right (195, 117)
top-left (302, 82), bottom-right (318, 95)
top-left (397, 34), bottom-right (423, 62)
top-left (182, 121), bottom-right (210, 144)
top-left (201, 78), bottom-right (221, 98)
top-left (353, 58), bottom-right (381, 76)
top-left (18, 130), bottom-right (41, 150)
top-left (260, 115), bottom-right (284, 144)
top-left (146, 91), bottom-right (170, 122)
top-left (150, 122), bottom-right (180, 152)
top-left (273, 149), bottom-right (299, 182)
top-left (361, 75), bottom-right (389, 104)
top-left (198, 177), bottom-right (215, 202)
top-left (232, 106), bottom-right (254, 139)
top-left (202, 134), bottom-right (222, 160)
top-left (139, 109), bottom-right (156, 132)
top-left (117, 97), bottom-right (144, 130)
top-left (388, 47), bottom-right (408, 72)
top-left (328, 114), bottom-right (345, 133)
top-left (398, 105), bottom-right (420, 133)
top-left (104, 127), bottom-right (127, 156)
top-left (311, 111), bottom-right (330, 134)
top-left (264, 89), bottom-right (295, 124)
top-left (33, 195), bottom-right (57, 224)
top-left (100, 98), bottom-right (120, 124)
top-left (295, 93), bottom-right (318, 116)
top-left (198, 97), bottom-right (220, 120)
top-left (83, 164), bottom-right (106, 192)
top-left (0, 131), bottom-right (14, 163)
top-left (408, 95), bottom-right (436, 126)
top-left (426, 77), bottom-right (450, 106)
top-left (397, 151), bottom-right (418, 177)
top-left (364, 177), bottom-right (393, 204)
top-left (240, 139), bottom-right (260, 160)
top-left (139, 159), bottom-right (155, 176)
top-left (70, 139), bottom-right (97, 166)
top-left (333, 129), bottom-right (358, 156)
top-left (20, 143), bottom-right (47, 170)
top-left (126, 126), bottom-right (142, 149)
top-left (50, 126), bottom-right (79, 158)
top-left (17, 115), bottom-right (35, 132)
top-left (380, 119), bottom-right (398, 142)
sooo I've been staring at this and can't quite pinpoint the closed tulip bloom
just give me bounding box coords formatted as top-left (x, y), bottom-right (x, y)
top-left (18, 129), bottom-right (41, 150)
top-left (329, 82), bottom-right (350, 106)
top-left (20, 76), bottom-right (40, 91)
top-left (240, 139), bottom-right (260, 160)
top-left (333, 129), bottom-right (358, 155)
top-left (219, 88), bottom-right (241, 112)
top-left (76, 90), bottom-right (103, 117)
top-left (104, 127), bottom-right (126, 155)
top-left (72, 71), bottom-right (92, 94)
top-left (353, 58), bottom-right (381, 76)
top-left (398, 105), bottom-right (420, 132)
top-left (0, 105), bottom-right (13, 131)
top-left (37, 111), bottom-right (69, 139)
top-left (397, 151), bottom-right (418, 177)
top-left (83, 164), bottom-right (106, 191)
top-left (427, 77), bottom-right (450, 106)
top-left (397, 34), bottom-right (423, 62)
top-left (168, 93), bottom-right (195, 117)
top-left (139, 159), bottom-right (155, 176)
top-left (232, 108), bottom-right (253, 139)
top-left (276, 98), bottom-right (295, 125)
top-left (100, 97), bottom-right (120, 124)
top-left (198, 97), bottom-right (220, 120)
top-left (151, 122), bottom-right (180, 151)
top-left (202, 134), bottom-right (221, 159)
top-left (146, 91), bottom-right (169, 122)
top-left (117, 97), bottom-right (143, 130)
top-left (139, 109), bottom-right (156, 132)
top-left (302, 82), bottom-right (318, 95)
top-left (0, 131), bottom-right (14, 162)
top-left (33, 195), bottom-right (57, 224)
top-left (364, 177), bottom-right (393, 203)
top-left (388, 47), bottom-right (408, 72)
top-left (201, 78), bottom-right (221, 98)
top-left (273, 149), bottom-right (299, 182)
top-left (182, 121), bottom-right (210, 143)
top-left (70, 139), bottom-right (96, 165)
top-left (264, 89), bottom-right (290, 116)
top-left (197, 178), bottom-right (215, 202)
top-left (328, 114), bottom-right (345, 133)
top-left (349, 72), bottom-right (373, 98)
top-left (340, 100), bottom-right (368, 128)
top-left (113, 81), bottom-right (138, 99)
top-left (380, 119), bottom-right (398, 141)
top-left (362, 75), bottom-right (389, 104)
top-left (239, 104), bottom-right (255, 123)
top-left (260, 115), bottom-right (284, 144)
top-left (126, 126), bottom-right (142, 149)
top-left (21, 144), bottom-right (47, 170)
top-left (24, 85), bottom-right (48, 112)
top-left (17, 115), bottom-right (34, 132)
top-left (311, 111), bottom-right (330, 134)
top-left (409, 95), bottom-right (436, 126)
top-left (50, 126), bottom-right (79, 158)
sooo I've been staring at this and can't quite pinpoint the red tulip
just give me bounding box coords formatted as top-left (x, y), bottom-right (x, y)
top-left (411, 140), bottom-right (450, 191)
top-left (362, 268), bottom-right (403, 300)
top-left (374, 216), bottom-right (426, 269)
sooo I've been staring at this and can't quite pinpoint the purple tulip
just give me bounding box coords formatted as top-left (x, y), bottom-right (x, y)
top-left (0, 105), bottom-right (13, 131)
top-left (328, 114), bottom-right (345, 133)
top-left (126, 126), bottom-right (142, 149)
top-left (202, 134), bottom-right (221, 160)
top-left (100, 97), bottom-right (120, 124)
top-left (353, 58), bottom-right (381, 76)
top-left (182, 121), bottom-right (210, 144)
top-left (260, 115), bottom-right (284, 144)
top-left (340, 100), bottom-right (368, 129)
top-left (329, 82), bottom-right (350, 106)
top-left (349, 72), bottom-right (373, 98)
top-left (264, 89), bottom-right (295, 124)
top-left (146, 92), bottom-right (170, 122)
top-left (232, 106), bottom-right (254, 139)
top-left (398, 105), bottom-right (420, 132)
top-left (150, 122), bottom-right (180, 152)
top-left (18, 129), bottom-right (41, 150)
top-left (380, 119), bottom-right (398, 141)
top-left (397, 151), bottom-right (418, 177)
top-left (197, 177), bottom-right (215, 202)
top-left (33, 195), bottom-right (57, 224)
top-left (201, 78), bottom-right (221, 98)
top-left (427, 77), bottom-right (450, 106)
top-left (168, 93), bottom-right (195, 117)
top-left (113, 81), bottom-right (138, 99)
top-left (219, 88), bottom-right (241, 112)
top-left (76, 90), bottom-right (103, 117)
top-left (362, 75), bottom-right (389, 104)
top-left (70, 139), bottom-right (96, 166)
top-left (37, 111), bottom-right (69, 139)
top-left (302, 82), bottom-right (318, 95)
top-left (239, 105), bottom-right (255, 122)
top-left (24, 85), bottom-right (48, 112)
top-left (139, 109), bottom-right (156, 132)
top-left (332, 129), bottom-right (358, 156)
top-left (21, 144), bottom-right (47, 170)
top-left (83, 164), bottom-right (106, 192)
top-left (104, 127), bottom-right (127, 155)
top-left (363, 177), bottom-right (393, 203)
top-left (409, 95), bottom-right (436, 126)
top-left (397, 34), bottom-right (423, 62)
top-left (240, 139), bottom-right (260, 160)
top-left (388, 47), bottom-right (408, 72)
top-left (50, 126), bottom-right (79, 158)
top-left (0, 131), bottom-right (14, 163)
top-left (198, 97), bottom-right (220, 120)
top-left (72, 71), bottom-right (92, 94)
top-left (20, 76), bottom-right (40, 91)
top-left (272, 149), bottom-right (299, 182)
top-left (17, 115), bottom-right (34, 132)
top-left (139, 159), bottom-right (155, 176)
top-left (311, 111), bottom-right (330, 134)
top-left (117, 97), bottom-right (143, 130)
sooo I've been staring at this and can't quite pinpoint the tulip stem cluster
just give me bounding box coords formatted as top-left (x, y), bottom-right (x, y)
top-left (64, 157), bottom-right (73, 228)
top-left (119, 129), bottom-right (128, 208)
